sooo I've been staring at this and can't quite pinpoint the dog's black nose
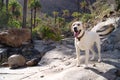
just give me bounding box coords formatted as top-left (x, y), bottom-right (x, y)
top-left (74, 27), bottom-right (78, 32)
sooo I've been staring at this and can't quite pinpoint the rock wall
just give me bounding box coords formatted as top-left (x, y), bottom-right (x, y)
top-left (101, 18), bottom-right (120, 52)
top-left (0, 28), bottom-right (31, 47)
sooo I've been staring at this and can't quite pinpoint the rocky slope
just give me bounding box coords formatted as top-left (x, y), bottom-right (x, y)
top-left (18, 0), bottom-right (96, 15)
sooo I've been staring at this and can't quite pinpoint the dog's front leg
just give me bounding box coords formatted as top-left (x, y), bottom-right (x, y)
top-left (76, 47), bottom-right (80, 67)
top-left (85, 50), bottom-right (89, 67)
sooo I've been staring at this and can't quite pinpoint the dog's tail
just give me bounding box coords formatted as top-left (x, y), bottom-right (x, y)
top-left (91, 17), bottom-right (120, 39)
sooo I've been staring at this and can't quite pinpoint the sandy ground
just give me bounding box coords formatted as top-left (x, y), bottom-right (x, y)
top-left (0, 43), bottom-right (120, 80)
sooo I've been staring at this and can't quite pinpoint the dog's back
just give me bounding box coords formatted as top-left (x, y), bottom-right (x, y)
top-left (76, 31), bottom-right (100, 50)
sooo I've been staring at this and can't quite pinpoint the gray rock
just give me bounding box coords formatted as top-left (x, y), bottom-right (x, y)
top-left (116, 77), bottom-right (120, 80)
top-left (8, 54), bottom-right (26, 69)
top-left (0, 48), bottom-right (7, 61)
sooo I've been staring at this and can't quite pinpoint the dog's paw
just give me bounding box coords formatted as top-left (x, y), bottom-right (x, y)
top-left (98, 59), bottom-right (101, 63)
top-left (76, 64), bottom-right (80, 67)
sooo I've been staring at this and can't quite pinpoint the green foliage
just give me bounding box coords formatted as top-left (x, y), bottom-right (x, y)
top-left (30, 0), bottom-right (41, 9)
top-left (80, 0), bottom-right (87, 9)
top-left (62, 9), bottom-right (69, 17)
top-left (0, 7), bottom-right (10, 27)
top-left (116, 0), bottom-right (120, 11)
top-left (53, 11), bottom-right (59, 17)
top-left (9, 0), bottom-right (21, 11)
top-left (56, 17), bottom-right (65, 27)
top-left (91, 0), bottom-right (110, 19)
top-left (72, 12), bottom-right (81, 19)
top-left (9, 0), bottom-right (21, 19)
top-left (8, 19), bottom-right (21, 28)
top-left (33, 24), bottom-right (62, 41)
top-left (80, 13), bottom-right (92, 22)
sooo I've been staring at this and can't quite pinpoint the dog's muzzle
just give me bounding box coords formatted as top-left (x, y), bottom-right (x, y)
top-left (74, 29), bottom-right (81, 37)
top-left (74, 27), bottom-right (78, 33)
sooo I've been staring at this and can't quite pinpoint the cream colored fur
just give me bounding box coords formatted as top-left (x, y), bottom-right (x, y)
top-left (71, 21), bottom-right (101, 67)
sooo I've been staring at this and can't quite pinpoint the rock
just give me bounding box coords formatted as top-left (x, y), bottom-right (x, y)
top-left (0, 28), bottom-right (31, 47)
top-left (8, 54), bottom-right (26, 69)
top-left (115, 69), bottom-right (120, 77)
top-left (0, 48), bottom-right (7, 61)
top-left (26, 57), bottom-right (41, 66)
top-left (1, 62), bottom-right (9, 67)
top-left (34, 40), bottom-right (56, 53)
top-left (116, 77), bottom-right (120, 80)
top-left (101, 22), bottom-right (120, 52)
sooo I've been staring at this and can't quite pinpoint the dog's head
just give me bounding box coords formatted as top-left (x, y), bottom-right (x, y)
top-left (71, 21), bottom-right (84, 37)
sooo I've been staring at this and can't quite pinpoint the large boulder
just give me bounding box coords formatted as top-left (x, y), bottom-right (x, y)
top-left (0, 28), bottom-right (31, 47)
top-left (8, 54), bottom-right (26, 69)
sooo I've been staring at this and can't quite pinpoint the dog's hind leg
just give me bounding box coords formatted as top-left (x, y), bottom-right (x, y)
top-left (96, 39), bottom-right (101, 62)
top-left (90, 48), bottom-right (96, 60)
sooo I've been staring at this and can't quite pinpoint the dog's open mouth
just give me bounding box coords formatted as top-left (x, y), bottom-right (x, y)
top-left (74, 30), bottom-right (81, 37)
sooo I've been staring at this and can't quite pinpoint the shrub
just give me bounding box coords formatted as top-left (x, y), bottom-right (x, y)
top-left (0, 8), bottom-right (10, 28)
top-left (8, 19), bottom-right (21, 28)
top-left (81, 13), bottom-right (92, 22)
top-left (33, 24), bottom-right (62, 41)
top-left (116, 0), bottom-right (120, 11)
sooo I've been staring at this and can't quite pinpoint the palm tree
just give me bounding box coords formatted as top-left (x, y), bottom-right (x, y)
top-left (80, 0), bottom-right (87, 13)
top-left (30, 0), bottom-right (41, 27)
top-left (22, 0), bottom-right (28, 28)
top-left (9, 0), bottom-right (21, 19)
top-left (72, 12), bottom-right (81, 20)
top-left (62, 9), bottom-right (69, 21)
top-left (53, 11), bottom-right (59, 25)
top-left (116, 0), bottom-right (120, 11)
top-left (0, 0), bottom-right (4, 10)
top-left (62, 9), bottom-right (69, 17)
top-left (56, 17), bottom-right (65, 28)
top-left (5, 0), bottom-right (9, 23)
top-left (28, 0), bottom-right (34, 28)
top-left (6, 0), bottom-right (9, 13)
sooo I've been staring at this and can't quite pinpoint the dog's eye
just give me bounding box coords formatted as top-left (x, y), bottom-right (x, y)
top-left (73, 24), bottom-right (75, 26)
top-left (77, 24), bottom-right (80, 26)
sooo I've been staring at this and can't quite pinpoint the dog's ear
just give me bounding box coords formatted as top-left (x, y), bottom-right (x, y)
top-left (83, 23), bottom-right (86, 30)
top-left (70, 22), bottom-right (75, 32)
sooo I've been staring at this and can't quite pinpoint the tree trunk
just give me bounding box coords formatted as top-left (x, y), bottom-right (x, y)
top-left (22, 0), bottom-right (28, 28)
top-left (0, 0), bottom-right (4, 10)
top-left (30, 8), bottom-right (33, 43)
top-left (33, 8), bottom-right (36, 27)
top-left (6, 0), bottom-right (9, 16)
top-left (6, 0), bottom-right (9, 12)
top-left (6, 0), bottom-right (9, 20)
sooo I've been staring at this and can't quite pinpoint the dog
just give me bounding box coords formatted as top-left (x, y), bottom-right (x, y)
top-left (71, 18), bottom-right (119, 67)
top-left (71, 21), bottom-right (101, 67)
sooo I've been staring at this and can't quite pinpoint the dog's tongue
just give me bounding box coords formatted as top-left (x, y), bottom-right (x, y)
top-left (74, 32), bottom-right (79, 37)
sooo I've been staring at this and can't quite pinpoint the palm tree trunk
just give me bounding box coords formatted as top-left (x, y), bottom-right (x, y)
top-left (30, 8), bottom-right (33, 43)
top-left (33, 8), bottom-right (36, 27)
top-left (2, 0), bottom-right (4, 7)
top-left (6, 0), bottom-right (9, 12)
top-left (0, 0), bottom-right (4, 10)
top-left (6, 0), bottom-right (9, 15)
top-left (22, 0), bottom-right (28, 28)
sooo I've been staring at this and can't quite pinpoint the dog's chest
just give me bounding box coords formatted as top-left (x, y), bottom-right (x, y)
top-left (75, 32), bottom-right (96, 50)
top-left (76, 40), bottom-right (87, 50)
